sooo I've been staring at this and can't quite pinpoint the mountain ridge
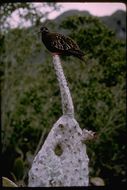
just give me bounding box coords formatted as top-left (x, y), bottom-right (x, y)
top-left (53, 9), bottom-right (126, 40)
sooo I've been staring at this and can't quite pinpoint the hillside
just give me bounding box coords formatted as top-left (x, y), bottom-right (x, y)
top-left (54, 9), bottom-right (90, 23)
top-left (100, 10), bottom-right (126, 40)
top-left (53, 9), bottom-right (126, 40)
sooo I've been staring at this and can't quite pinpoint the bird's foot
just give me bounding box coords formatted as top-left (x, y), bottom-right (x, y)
top-left (51, 52), bottom-right (61, 56)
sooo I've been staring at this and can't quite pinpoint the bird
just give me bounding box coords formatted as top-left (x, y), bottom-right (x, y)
top-left (39, 26), bottom-right (85, 61)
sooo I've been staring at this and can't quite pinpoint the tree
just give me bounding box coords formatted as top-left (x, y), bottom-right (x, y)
top-left (1, 2), bottom-right (60, 186)
top-left (0, 3), bottom-right (60, 31)
top-left (59, 15), bottom-right (126, 185)
top-left (1, 13), bottom-right (126, 185)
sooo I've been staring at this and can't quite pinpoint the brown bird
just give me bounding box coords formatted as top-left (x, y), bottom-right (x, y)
top-left (39, 26), bottom-right (85, 61)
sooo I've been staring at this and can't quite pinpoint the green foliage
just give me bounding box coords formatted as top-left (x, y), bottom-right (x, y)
top-left (0, 3), bottom-right (59, 31)
top-left (60, 15), bottom-right (126, 185)
top-left (1, 14), bottom-right (126, 185)
top-left (13, 157), bottom-right (24, 181)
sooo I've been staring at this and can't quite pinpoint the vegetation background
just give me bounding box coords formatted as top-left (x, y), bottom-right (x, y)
top-left (1, 2), bottom-right (126, 186)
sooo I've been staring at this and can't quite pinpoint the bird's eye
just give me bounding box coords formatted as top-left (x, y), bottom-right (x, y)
top-left (40, 27), bottom-right (48, 33)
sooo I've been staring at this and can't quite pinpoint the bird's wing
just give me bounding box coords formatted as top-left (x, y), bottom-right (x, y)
top-left (50, 33), bottom-right (80, 51)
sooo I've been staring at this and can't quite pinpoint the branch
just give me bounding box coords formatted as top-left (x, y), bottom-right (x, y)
top-left (53, 55), bottom-right (74, 116)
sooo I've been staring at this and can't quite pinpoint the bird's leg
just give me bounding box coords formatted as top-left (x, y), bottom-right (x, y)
top-left (51, 52), bottom-right (61, 56)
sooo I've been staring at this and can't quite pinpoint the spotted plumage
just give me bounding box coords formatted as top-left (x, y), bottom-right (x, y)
top-left (39, 26), bottom-right (85, 61)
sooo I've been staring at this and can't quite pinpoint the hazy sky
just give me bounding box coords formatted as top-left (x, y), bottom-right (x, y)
top-left (8, 2), bottom-right (126, 28)
top-left (49, 3), bottom-right (126, 18)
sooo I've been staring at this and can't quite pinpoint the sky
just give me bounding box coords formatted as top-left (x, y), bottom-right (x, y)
top-left (49, 2), bottom-right (126, 18)
top-left (8, 2), bottom-right (126, 28)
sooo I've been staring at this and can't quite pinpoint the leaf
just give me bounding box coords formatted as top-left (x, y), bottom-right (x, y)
top-left (2, 177), bottom-right (18, 187)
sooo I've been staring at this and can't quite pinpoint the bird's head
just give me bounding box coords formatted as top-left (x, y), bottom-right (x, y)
top-left (40, 26), bottom-right (49, 34)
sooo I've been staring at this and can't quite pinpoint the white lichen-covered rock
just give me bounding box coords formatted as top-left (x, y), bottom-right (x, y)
top-left (28, 55), bottom-right (95, 187)
top-left (28, 115), bottom-right (89, 187)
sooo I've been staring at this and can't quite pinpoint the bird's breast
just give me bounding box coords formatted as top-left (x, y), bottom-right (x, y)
top-left (41, 33), bottom-right (61, 53)
top-left (41, 33), bottom-right (53, 51)
top-left (41, 34), bottom-right (49, 46)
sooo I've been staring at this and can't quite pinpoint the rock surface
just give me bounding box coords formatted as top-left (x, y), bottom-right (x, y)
top-left (28, 115), bottom-right (89, 187)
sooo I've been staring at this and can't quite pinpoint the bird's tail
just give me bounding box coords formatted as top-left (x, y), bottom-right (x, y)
top-left (70, 49), bottom-right (85, 61)
top-left (77, 54), bottom-right (85, 61)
